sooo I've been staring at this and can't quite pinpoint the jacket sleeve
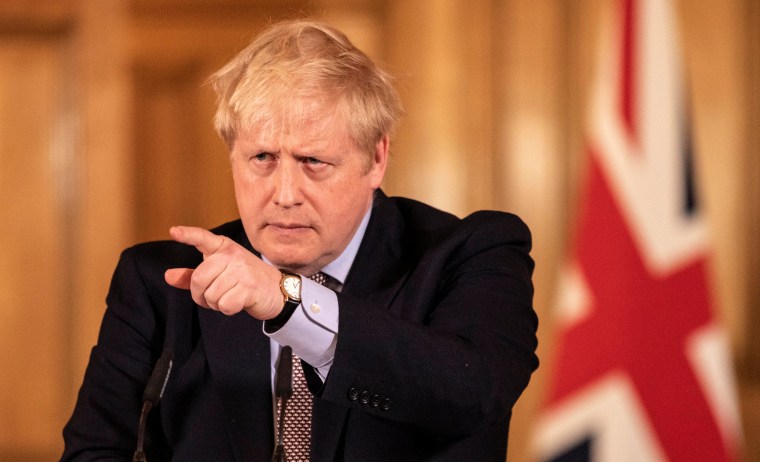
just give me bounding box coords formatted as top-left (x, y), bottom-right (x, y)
top-left (320, 211), bottom-right (539, 440)
top-left (61, 246), bottom-right (169, 461)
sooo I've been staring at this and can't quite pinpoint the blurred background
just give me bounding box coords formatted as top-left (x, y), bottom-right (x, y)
top-left (0, 0), bottom-right (756, 460)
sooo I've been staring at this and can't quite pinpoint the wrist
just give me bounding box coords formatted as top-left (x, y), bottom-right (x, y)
top-left (263, 270), bottom-right (302, 332)
top-left (264, 302), bottom-right (297, 331)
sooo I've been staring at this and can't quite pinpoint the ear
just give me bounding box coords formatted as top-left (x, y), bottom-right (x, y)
top-left (367, 134), bottom-right (389, 188)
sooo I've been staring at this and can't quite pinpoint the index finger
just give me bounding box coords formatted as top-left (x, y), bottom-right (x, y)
top-left (169, 226), bottom-right (225, 256)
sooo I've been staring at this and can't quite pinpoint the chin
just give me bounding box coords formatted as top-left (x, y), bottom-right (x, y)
top-left (262, 249), bottom-right (314, 272)
top-left (251, 232), bottom-right (327, 271)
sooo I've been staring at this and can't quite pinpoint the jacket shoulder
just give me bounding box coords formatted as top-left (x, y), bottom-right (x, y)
top-left (385, 195), bottom-right (531, 249)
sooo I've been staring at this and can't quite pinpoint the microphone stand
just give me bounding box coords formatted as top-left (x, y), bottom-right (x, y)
top-left (272, 346), bottom-right (293, 462)
top-left (133, 349), bottom-right (173, 462)
top-left (133, 402), bottom-right (152, 462)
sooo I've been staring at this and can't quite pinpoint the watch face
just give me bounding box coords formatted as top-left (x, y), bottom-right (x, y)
top-left (283, 275), bottom-right (301, 299)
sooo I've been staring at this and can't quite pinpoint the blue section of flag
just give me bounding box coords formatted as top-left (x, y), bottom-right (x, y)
top-left (681, 101), bottom-right (697, 217)
top-left (546, 436), bottom-right (593, 462)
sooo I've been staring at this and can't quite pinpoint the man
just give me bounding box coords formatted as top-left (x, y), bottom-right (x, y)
top-left (62, 20), bottom-right (538, 461)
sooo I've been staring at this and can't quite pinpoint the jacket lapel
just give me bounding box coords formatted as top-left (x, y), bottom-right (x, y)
top-left (197, 223), bottom-right (274, 461)
top-left (199, 310), bottom-right (273, 461)
top-left (342, 191), bottom-right (412, 304)
top-left (311, 191), bottom-right (413, 461)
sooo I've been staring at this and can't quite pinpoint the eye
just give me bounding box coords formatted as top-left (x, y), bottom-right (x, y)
top-left (303, 157), bottom-right (324, 166)
top-left (250, 152), bottom-right (275, 163)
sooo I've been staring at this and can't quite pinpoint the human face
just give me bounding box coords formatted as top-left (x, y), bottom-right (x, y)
top-left (230, 114), bottom-right (388, 276)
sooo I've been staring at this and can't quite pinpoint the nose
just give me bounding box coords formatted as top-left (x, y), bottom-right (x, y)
top-left (272, 159), bottom-right (303, 208)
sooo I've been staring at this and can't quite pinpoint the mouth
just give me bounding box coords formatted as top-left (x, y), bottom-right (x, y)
top-left (265, 221), bottom-right (313, 237)
top-left (267, 221), bottom-right (310, 230)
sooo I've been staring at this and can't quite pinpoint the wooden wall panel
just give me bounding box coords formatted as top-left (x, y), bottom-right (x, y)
top-left (382, 0), bottom-right (497, 217)
top-left (497, 3), bottom-right (574, 460)
top-left (740, 0), bottom-right (760, 459)
top-left (0, 36), bottom-right (71, 460)
top-left (132, 61), bottom-right (237, 243)
top-left (0, 1), bottom-right (756, 460)
top-left (129, 4), bottom-right (316, 244)
top-left (66, 0), bottom-right (134, 401)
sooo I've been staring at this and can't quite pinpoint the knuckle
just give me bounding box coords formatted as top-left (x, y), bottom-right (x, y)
top-left (219, 302), bottom-right (239, 316)
top-left (192, 293), bottom-right (207, 308)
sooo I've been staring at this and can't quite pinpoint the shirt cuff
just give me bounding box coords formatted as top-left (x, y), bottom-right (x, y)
top-left (263, 277), bottom-right (339, 376)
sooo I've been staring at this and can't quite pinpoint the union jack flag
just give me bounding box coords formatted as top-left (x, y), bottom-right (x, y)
top-left (533, 0), bottom-right (743, 460)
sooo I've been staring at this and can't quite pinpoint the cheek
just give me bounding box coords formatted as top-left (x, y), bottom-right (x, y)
top-left (231, 163), bottom-right (246, 195)
top-left (232, 174), bottom-right (248, 205)
top-left (232, 172), bottom-right (264, 215)
top-left (316, 180), bottom-right (372, 227)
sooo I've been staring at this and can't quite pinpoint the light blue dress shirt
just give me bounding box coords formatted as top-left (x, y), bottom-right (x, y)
top-left (264, 205), bottom-right (372, 383)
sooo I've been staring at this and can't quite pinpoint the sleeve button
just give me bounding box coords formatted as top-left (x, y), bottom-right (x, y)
top-left (380, 398), bottom-right (393, 411)
top-left (359, 390), bottom-right (371, 405)
top-left (347, 387), bottom-right (359, 401)
top-left (369, 394), bottom-right (382, 408)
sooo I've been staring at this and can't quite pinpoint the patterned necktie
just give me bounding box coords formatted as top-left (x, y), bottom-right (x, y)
top-left (308, 271), bottom-right (342, 292)
top-left (276, 272), bottom-right (339, 461)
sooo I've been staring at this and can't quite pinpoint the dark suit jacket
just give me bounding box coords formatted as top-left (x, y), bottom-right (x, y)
top-left (62, 192), bottom-right (539, 461)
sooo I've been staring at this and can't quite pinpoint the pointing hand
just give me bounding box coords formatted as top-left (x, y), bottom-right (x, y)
top-left (164, 226), bottom-right (284, 320)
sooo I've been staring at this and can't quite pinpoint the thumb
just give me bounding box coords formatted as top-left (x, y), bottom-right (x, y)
top-left (165, 268), bottom-right (194, 290)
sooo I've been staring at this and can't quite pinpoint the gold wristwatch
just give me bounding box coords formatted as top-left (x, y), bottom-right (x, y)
top-left (265, 270), bottom-right (302, 332)
top-left (279, 270), bottom-right (302, 309)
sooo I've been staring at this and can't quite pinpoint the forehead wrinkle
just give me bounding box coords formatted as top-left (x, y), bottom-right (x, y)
top-left (241, 101), bottom-right (350, 155)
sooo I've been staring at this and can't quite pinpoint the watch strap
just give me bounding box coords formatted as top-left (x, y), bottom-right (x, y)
top-left (264, 298), bottom-right (299, 333)
top-left (266, 270), bottom-right (302, 333)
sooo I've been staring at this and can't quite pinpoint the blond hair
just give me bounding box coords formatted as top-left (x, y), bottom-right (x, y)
top-left (209, 20), bottom-right (402, 167)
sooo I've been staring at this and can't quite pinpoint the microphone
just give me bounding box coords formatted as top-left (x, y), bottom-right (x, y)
top-left (133, 349), bottom-right (174, 462)
top-left (272, 346), bottom-right (293, 462)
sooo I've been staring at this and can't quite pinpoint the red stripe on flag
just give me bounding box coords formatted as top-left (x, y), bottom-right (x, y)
top-left (545, 151), bottom-right (731, 461)
top-left (535, 0), bottom-right (741, 460)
